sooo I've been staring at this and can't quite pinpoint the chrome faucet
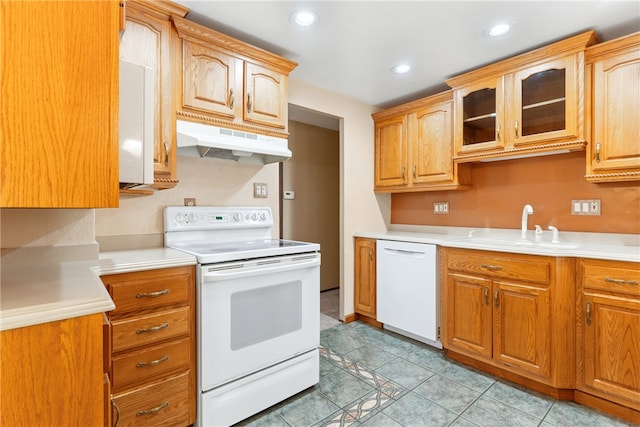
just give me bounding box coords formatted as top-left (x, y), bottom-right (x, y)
top-left (521, 204), bottom-right (533, 240)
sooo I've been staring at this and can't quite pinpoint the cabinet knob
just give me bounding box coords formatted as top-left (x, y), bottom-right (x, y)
top-left (163, 141), bottom-right (170, 166)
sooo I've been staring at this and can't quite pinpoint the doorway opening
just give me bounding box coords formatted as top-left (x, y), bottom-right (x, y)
top-left (281, 104), bottom-right (341, 330)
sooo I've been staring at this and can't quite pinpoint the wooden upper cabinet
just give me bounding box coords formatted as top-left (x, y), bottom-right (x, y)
top-left (244, 62), bottom-right (288, 128)
top-left (373, 91), bottom-right (471, 192)
top-left (173, 15), bottom-right (297, 135)
top-left (585, 32), bottom-right (640, 183)
top-left (120, 1), bottom-right (188, 190)
top-left (374, 115), bottom-right (407, 188)
top-left (1, 0), bottom-right (120, 207)
top-left (447, 31), bottom-right (597, 162)
top-left (182, 42), bottom-right (240, 119)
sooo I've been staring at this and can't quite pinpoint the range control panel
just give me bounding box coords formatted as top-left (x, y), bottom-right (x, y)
top-left (164, 206), bottom-right (272, 231)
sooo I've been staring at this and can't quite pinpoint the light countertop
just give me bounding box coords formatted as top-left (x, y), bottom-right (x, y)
top-left (0, 246), bottom-right (196, 331)
top-left (355, 226), bottom-right (640, 263)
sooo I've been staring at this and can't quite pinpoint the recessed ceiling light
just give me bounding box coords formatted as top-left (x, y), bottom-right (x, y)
top-left (291, 10), bottom-right (317, 26)
top-left (488, 23), bottom-right (511, 37)
top-left (391, 64), bottom-right (411, 74)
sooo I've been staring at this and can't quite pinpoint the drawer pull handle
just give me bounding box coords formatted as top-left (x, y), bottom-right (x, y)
top-left (481, 264), bottom-right (502, 271)
top-left (586, 301), bottom-right (591, 326)
top-left (494, 289), bottom-right (500, 308)
top-left (136, 401), bottom-right (169, 417)
top-left (483, 286), bottom-right (489, 306)
top-left (136, 289), bottom-right (169, 298)
top-left (605, 277), bottom-right (638, 286)
top-left (136, 355), bottom-right (169, 368)
top-left (136, 322), bottom-right (169, 334)
top-left (111, 398), bottom-right (120, 427)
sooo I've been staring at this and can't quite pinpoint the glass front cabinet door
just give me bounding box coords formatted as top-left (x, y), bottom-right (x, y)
top-left (511, 56), bottom-right (580, 147)
top-left (453, 55), bottom-right (581, 158)
top-left (454, 76), bottom-right (506, 155)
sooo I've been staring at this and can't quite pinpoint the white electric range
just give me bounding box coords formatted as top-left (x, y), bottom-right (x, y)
top-left (164, 206), bottom-right (320, 427)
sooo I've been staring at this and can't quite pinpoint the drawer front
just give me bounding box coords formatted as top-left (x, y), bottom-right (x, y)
top-left (111, 372), bottom-right (189, 427)
top-left (112, 306), bottom-right (190, 353)
top-left (111, 337), bottom-right (190, 391)
top-left (582, 259), bottom-right (640, 297)
top-left (105, 267), bottom-right (193, 315)
top-left (447, 250), bottom-right (551, 284)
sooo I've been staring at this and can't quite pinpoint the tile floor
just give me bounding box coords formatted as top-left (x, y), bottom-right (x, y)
top-left (236, 320), bottom-right (634, 427)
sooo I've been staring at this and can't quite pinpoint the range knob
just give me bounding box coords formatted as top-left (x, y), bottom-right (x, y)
top-left (232, 213), bottom-right (242, 222)
top-left (175, 213), bottom-right (186, 223)
top-left (251, 212), bottom-right (259, 221)
top-left (259, 212), bottom-right (267, 221)
top-left (187, 212), bottom-right (197, 223)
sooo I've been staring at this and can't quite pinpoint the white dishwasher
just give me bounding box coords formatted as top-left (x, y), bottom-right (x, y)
top-left (376, 240), bottom-right (441, 349)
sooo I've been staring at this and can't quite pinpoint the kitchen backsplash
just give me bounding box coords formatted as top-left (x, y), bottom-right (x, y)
top-left (391, 151), bottom-right (639, 234)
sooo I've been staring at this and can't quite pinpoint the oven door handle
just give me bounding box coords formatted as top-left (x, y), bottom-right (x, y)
top-left (201, 256), bottom-right (320, 282)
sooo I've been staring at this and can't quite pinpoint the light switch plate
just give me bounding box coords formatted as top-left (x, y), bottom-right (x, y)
top-left (571, 199), bottom-right (601, 215)
top-left (253, 183), bottom-right (268, 198)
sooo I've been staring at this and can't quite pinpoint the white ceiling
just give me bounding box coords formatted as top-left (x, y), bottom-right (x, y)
top-left (175, 1), bottom-right (639, 112)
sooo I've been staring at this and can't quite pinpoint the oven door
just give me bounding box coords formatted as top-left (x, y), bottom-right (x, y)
top-left (198, 252), bottom-right (320, 392)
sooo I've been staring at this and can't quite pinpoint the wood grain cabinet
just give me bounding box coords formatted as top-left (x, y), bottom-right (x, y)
top-left (576, 258), bottom-right (640, 420)
top-left (1, 314), bottom-right (105, 426)
top-left (173, 15), bottom-right (297, 135)
top-left (585, 32), bottom-right (640, 183)
top-left (0, 0), bottom-right (120, 207)
top-left (101, 266), bottom-right (196, 427)
top-left (354, 238), bottom-right (377, 322)
top-left (446, 31), bottom-right (597, 163)
top-left (441, 248), bottom-right (576, 391)
top-left (120, 0), bottom-right (189, 190)
top-left (373, 91), bottom-right (471, 192)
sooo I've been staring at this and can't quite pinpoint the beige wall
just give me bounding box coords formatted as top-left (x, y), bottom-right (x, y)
top-left (288, 78), bottom-right (390, 320)
top-left (0, 209), bottom-right (95, 248)
top-left (283, 121), bottom-right (340, 292)
top-left (94, 156), bottom-right (280, 246)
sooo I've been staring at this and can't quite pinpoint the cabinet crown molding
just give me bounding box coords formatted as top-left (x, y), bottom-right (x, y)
top-left (586, 31), bottom-right (640, 62)
top-left (372, 91), bottom-right (453, 121)
top-left (127, 0), bottom-right (189, 19)
top-left (446, 30), bottom-right (598, 88)
top-left (172, 14), bottom-right (298, 75)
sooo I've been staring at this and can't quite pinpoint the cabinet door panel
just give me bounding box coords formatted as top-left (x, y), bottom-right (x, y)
top-left (1, 1), bottom-right (119, 207)
top-left (354, 238), bottom-right (376, 318)
top-left (374, 117), bottom-right (407, 187)
top-left (591, 50), bottom-right (640, 172)
top-left (454, 76), bottom-right (505, 155)
top-left (183, 42), bottom-right (238, 119)
top-left (512, 56), bottom-right (579, 146)
top-left (493, 281), bottom-right (551, 379)
top-left (582, 293), bottom-right (640, 404)
top-left (446, 273), bottom-right (492, 358)
top-left (244, 62), bottom-right (287, 128)
top-left (412, 102), bottom-right (453, 184)
top-left (120, 5), bottom-right (176, 183)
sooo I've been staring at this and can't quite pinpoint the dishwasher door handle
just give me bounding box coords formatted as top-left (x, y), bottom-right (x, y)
top-left (382, 248), bottom-right (426, 257)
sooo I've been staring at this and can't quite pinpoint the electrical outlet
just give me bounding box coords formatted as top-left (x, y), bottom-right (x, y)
top-left (433, 202), bottom-right (449, 214)
top-left (184, 198), bottom-right (196, 207)
top-left (253, 183), bottom-right (268, 198)
top-left (571, 199), bottom-right (601, 216)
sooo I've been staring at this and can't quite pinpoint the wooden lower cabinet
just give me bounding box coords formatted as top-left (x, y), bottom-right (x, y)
top-left (0, 313), bottom-right (105, 426)
top-left (353, 237), bottom-right (379, 326)
top-left (101, 266), bottom-right (196, 427)
top-left (441, 248), bottom-right (575, 389)
top-left (576, 259), bottom-right (640, 422)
